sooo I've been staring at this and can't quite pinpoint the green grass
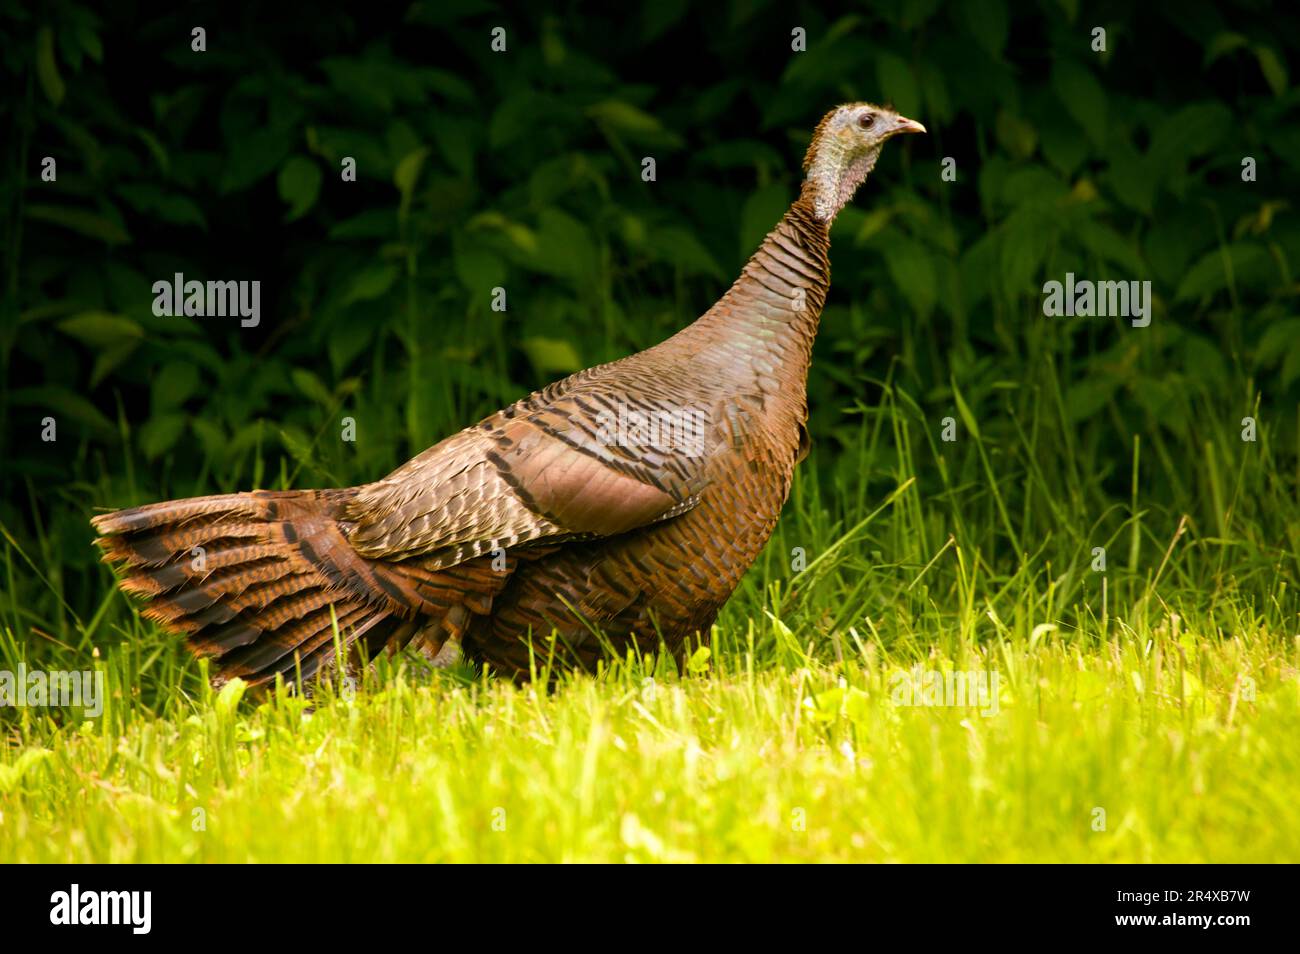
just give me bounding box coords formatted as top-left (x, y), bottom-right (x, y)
top-left (2, 373), bottom-right (1299, 862)
top-left (1, 613), bottom-right (1297, 862)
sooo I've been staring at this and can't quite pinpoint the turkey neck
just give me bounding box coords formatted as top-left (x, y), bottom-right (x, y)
top-left (678, 181), bottom-right (831, 408)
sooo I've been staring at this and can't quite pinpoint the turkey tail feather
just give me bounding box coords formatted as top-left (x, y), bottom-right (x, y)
top-left (92, 489), bottom-right (392, 687)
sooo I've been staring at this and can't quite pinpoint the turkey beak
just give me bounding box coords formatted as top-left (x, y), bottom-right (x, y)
top-left (892, 115), bottom-right (927, 136)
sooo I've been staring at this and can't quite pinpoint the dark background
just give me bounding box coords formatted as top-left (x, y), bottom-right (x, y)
top-left (1, 0), bottom-right (1297, 642)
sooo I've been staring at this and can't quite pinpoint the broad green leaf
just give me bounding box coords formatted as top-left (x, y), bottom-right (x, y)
top-left (882, 234), bottom-right (938, 320)
top-left (918, 60), bottom-right (953, 125)
top-left (1000, 167), bottom-right (1066, 208)
top-left (1257, 318), bottom-right (1300, 365)
top-left (1183, 334), bottom-right (1228, 388)
top-left (433, 117), bottom-right (475, 177)
top-left (328, 320), bottom-right (374, 376)
top-left (1039, 112), bottom-right (1089, 177)
top-left (587, 100), bottom-right (663, 136)
top-left (219, 126), bottom-right (292, 193)
top-left (453, 241), bottom-right (506, 292)
top-left (1065, 376), bottom-right (1122, 422)
top-left (329, 209), bottom-right (398, 240)
top-left (739, 183), bottom-right (791, 261)
top-left (999, 207), bottom-right (1052, 295)
top-left (1102, 141), bottom-right (1156, 214)
top-left (57, 311), bottom-right (143, 349)
top-left (191, 417), bottom-right (228, 462)
top-left (1052, 61), bottom-right (1107, 147)
top-left (1147, 103), bottom-right (1231, 176)
top-left (1254, 45), bottom-right (1288, 96)
top-left (90, 340), bottom-right (141, 389)
top-left (962, 0), bottom-right (1008, 57)
top-left (875, 52), bottom-right (920, 118)
top-left (588, 100), bottom-right (682, 147)
top-left (421, 67), bottom-right (475, 104)
top-left (847, 206), bottom-right (893, 243)
top-left (643, 0), bottom-right (689, 40)
top-left (140, 412), bottom-right (188, 459)
top-left (781, 31), bottom-right (870, 89)
top-left (277, 156), bottom-right (322, 222)
top-left (10, 386), bottom-right (116, 436)
top-left (151, 361), bottom-right (200, 411)
top-left (291, 368), bottom-right (334, 406)
top-left (468, 211), bottom-right (539, 254)
top-left (995, 110), bottom-right (1037, 160)
top-left (1203, 31), bottom-right (1248, 66)
top-left (341, 263), bottom-right (399, 306)
top-left (134, 128), bottom-right (169, 171)
top-left (26, 204), bottom-right (130, 244)
top-left (958, 231), bottom-right (998, 309)
top-left (489, 94), bottom-right (544, 149)
top-left (36, 27), bottom-right (64, 105)
top-left (1283, 346), bottom-right (1300, 388)
top-left (1175, 244), bottom-right (1269, 302)
top-left (651, 226), bottom-right (724, 280)
top-left (522, 336), bottom-right (582, 374)
top-left (526, 209), bottom-right (598, 281)
top-left (394, 147), bottom-right (430, 222)
top-left (75, 20), bottom-right (102, 63)
top-left (1076, 220), bottom-right (1137, 271)
top-left (117, 183), bottom-right (206, 228)
top-left (694, 139), bottom-right (786, 171)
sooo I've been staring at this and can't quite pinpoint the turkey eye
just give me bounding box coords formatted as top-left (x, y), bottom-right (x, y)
top-left (858, 113), bottom-right (875, 129)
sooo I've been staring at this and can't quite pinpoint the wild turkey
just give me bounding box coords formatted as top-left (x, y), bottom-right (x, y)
top-left (92, 103), bottom-right (925, 687)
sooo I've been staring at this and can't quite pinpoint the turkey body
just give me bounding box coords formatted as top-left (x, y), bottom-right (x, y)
top-left (472, 206), bottom-right (827, 676)
top-left (93, 194), bottom-right (829, 686)
top-left (91, 98), bottom-right (929, 689)
top-left (91, 104), bottom-right (925, 686)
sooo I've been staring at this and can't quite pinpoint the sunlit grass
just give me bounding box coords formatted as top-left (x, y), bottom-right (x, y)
top-left (2, 611), bottom-right (1297, 862)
